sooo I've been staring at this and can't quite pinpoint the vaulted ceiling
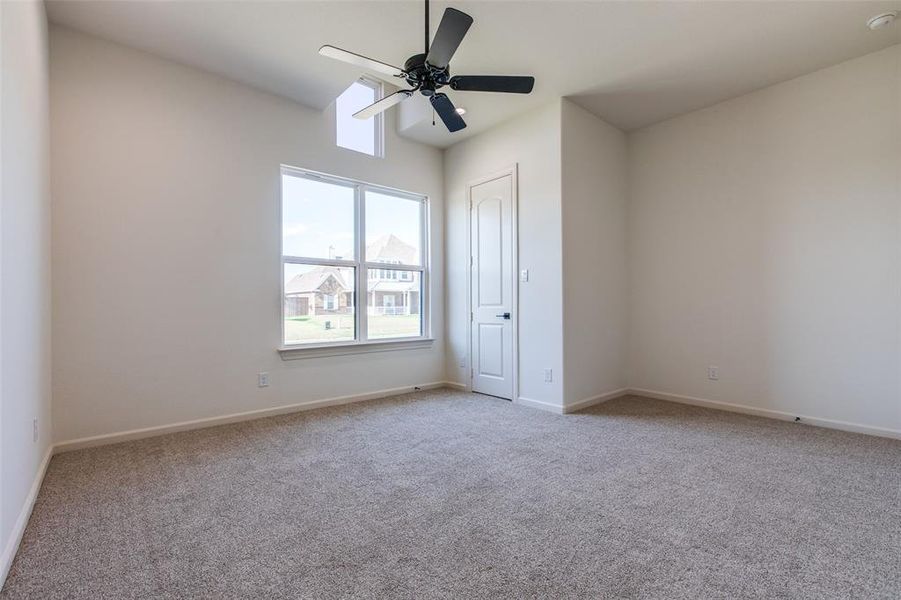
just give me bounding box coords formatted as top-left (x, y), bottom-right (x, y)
top-left (47, 0), bottom-right (901, 148)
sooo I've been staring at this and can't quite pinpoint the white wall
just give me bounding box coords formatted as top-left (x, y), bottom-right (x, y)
top-left (444, 101), bottom-right (564, 407)
top-left (628, 44), bottom-right (901, 433)
top-left (50, 27), bottom-right (445, 443)
top-left (561, 100), bottom-right (628, 407)
top-left (1, 0), bottom-right (52, 581)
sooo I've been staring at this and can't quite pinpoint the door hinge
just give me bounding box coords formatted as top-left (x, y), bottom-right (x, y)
top-left (470, 311), bottom-right (474, 322)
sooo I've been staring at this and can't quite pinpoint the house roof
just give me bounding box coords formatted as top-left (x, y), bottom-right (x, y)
top-left (366, 234), bottom-right (416, 265)
top-left (285, 267), bottom-right (349, 295)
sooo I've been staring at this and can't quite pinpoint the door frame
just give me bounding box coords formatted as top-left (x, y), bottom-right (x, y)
top-left (465, 164), bottom-right (519, 401)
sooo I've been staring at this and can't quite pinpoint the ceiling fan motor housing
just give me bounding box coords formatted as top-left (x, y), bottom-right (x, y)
top-left (403, 53), bottom-right (450, 96)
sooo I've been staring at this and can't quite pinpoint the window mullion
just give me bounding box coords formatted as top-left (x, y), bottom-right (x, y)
top-left (421, 194), bottom-right (429, 338)
top-left (420, 197), bottom-right (427, 274)
top-left (356, 184), bottom-right (367, 343)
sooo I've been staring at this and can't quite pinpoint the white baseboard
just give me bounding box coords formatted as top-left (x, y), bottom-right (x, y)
top-left (515, 388), bottom-right (630, 415)
top-left (55, 381), bottom-right (453, 453)
top-left (563, 388), bottom-right (630, 414)
top-left (629, 388), bottom-right (901, 441)
top-left (51, 382), bottom-right (901, 453)
top-left (1, 446), bottom-right (53, 589)
top-left (515, 396), bottom-right (565, 414)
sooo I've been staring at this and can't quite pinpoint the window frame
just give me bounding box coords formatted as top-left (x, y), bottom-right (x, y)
top-left (278, 165), bottom-right (431, 357)
top-left (336, 76), bottom-right (384, 158)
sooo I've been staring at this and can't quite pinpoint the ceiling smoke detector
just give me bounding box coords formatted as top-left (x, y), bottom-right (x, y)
top-left (867, 11), bottom-right (897, 30)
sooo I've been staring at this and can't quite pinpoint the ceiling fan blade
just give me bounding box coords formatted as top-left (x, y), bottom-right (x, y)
top-left (430, 93), bottom-right (466, 132)
top-left (425, 8), bottom-right (473, 69)
top-left (353, 90), bottom-right (414, 120)
top-left (318, 45), bottom-right (405, 82)
top-left (450, 75), bottom-right (535, 94)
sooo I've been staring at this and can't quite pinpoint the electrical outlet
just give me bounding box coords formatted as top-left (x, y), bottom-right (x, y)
top-left (707, 366), bottom-right (719, 381)
top-left (459, 357), bottom-right (466, 368)
top-left (33, 419), bottom-right (38, 443)
top-left (544, 368), bottom-right (553, 383)
top-left (258, 372), bottom-right (270, 388)
top-left (520, 269), bottom-right (530, 283)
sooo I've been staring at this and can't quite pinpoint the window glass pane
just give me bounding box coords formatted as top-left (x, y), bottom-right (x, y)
top-left (282, 174), bottom-right (355, 260)
top-left (365, 191), bottom-right (422, 265)
top-left (336, 81), bottom-right (377, 156)
top-left (366, 270), bottom-right (421, 339)
top-left (284, 263), bottom-right (355, 344)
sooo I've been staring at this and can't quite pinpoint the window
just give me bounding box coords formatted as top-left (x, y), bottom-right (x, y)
top-left (336, 78), bottom-right (383, 157)
top-left (281, 166), bottom-right (428, 349)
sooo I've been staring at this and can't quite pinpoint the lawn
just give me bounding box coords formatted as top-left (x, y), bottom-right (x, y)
top-left (285, 314), bottom-right (420, 344)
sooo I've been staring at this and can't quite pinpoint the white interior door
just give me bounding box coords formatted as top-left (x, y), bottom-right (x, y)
top-left (470, 173), bottom-right (514, 400)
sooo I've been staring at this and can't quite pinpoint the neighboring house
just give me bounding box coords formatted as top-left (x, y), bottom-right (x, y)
top-left (366, 234), bottom-right (420, 316)
top-left (284, 267), bottom-right (353, 317)
top-left (285, 234), bottom-right (420, 317)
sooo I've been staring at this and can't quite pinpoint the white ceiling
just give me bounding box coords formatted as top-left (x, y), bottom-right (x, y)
top-left (47, 0), bottom-right (901, 148)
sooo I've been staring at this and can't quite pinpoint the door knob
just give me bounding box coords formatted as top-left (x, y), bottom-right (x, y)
top-left (495, 312), bottom-right (511, 319)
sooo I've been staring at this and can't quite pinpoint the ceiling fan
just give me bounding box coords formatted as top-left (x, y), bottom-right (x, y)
top-left (319, 0), bottom-right (535, 132)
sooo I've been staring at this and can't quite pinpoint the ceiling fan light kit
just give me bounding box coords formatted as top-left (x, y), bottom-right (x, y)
top-left (319, 0), bottom-right (535, 132)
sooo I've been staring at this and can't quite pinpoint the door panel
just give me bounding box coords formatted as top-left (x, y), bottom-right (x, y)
top-left (470, 174), bottom-right (514, 400)
top-left (477, 198), bottom-right (503, 306)
top-left (477, 324), bottom-right (504, 377)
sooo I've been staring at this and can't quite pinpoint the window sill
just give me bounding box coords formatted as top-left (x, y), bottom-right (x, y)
top-left (278, 338), bottom-right (434, 360)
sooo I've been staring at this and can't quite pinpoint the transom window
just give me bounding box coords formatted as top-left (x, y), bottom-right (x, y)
top-left (281, 166), bottom-right (428, 347)
top-left (336, 78), bottom-right (383, 157)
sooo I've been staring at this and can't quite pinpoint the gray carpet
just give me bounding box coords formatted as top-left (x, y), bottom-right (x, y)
top-left (3, 390), bottom-right (900, 599)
